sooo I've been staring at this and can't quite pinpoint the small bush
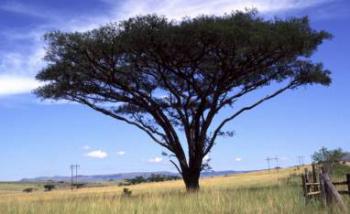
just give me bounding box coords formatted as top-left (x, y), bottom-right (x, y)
top-left (23, 187), bottom-right (34, 193)
top-left (74, 183), bottom-right (86, 189)
top-left (122, 188), bottom-right (132, 197)
top-left (123, 174), bottom-right (180, 186)
top-left (126, 176), bottom-right (147, 185)
top-left (44, 184), bottom-right (55, 191)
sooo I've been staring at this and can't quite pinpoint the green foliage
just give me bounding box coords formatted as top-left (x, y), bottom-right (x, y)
top-left (36, 12), bottom-right (332, 102)
top-left (22, 187), bottom-right (35, 193)
top-left (72, 183), bottom-right (86, 189)
top-left (312, 147), bottom-right (345, 173)
top-left (312, 147), bottom-right (345, 163)
top-left (44, 184), bottom-right (55, 191)
top-left (122, 188), bottom-right (132, 197)
top-left (125, 176), bottom-right (147, 185)
top-left (123, 174), bottom-right (180, 186)
top-left (148, 174), bottom-right (179, 182)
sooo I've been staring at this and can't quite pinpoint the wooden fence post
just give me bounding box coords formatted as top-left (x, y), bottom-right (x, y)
top-left (312, 163), bottom-right (318, 192)
top-left (304, 168), bottom-right (310, 195)
top-left (347, 174), bottom-right (350, 196)
top-left (320, 172), bottom-right (348, 212)
top-left (304, 168), bottom-right (309, 181)
top-left (301, 174), bottom-right (307, 198)
top-left (319, 173), bottom-right (327, 207)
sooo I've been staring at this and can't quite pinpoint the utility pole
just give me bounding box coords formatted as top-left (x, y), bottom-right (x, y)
top-left (265, 157), bottom-right (272, 172)
top-left (274, 156), bottom-right (280, 171)
top-left (70, 164), bottom-right (80, 190)
top-left (75, 164), bottom-right (80, 187)
top-left (70, 165), bottom-right (74, 190)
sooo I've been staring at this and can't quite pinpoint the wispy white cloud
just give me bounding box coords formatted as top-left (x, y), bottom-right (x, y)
top-left (0, 75), bottom-right (42, 96)
top-left (85, 150), bottom-right (108, 159)
top-left (0, 47), bottom-right (46, 76)
top-left (148, 156), bottom-right (163, 163)
top-left (117, 151), bottom-right (126, 156)
top-left (0, 44), bottom-right (46, 97)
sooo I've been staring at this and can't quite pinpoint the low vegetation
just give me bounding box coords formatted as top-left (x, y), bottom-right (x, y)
top-left (22, 187), bottom-right (35, 193)
top-left (120, 174), bottom-right (180, 186)
top-left (312, 147), bottom-right (346, 173)
top-left (0, 166), bottom-right (349, 213)
top-left (44, 184), bottom-right (55, 192)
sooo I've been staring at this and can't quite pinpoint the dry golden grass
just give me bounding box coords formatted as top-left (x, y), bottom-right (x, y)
top-left (0, 166), bottom-right (348, 214)
top-left (0, 167), bottom-right (299, 201)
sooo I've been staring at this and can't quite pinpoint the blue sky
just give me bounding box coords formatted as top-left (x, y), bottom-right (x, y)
top-left (0, 0), bottom-right (349, 181)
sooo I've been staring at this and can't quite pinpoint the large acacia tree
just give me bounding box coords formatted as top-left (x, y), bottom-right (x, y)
top-left (36, 11), bottom-right (331, 191)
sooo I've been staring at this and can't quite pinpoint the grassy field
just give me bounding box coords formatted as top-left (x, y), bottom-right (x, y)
top-left (0, 167), bottom-right (349, 214)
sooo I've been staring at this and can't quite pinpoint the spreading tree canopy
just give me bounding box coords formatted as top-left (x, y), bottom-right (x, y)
top-left (36, 11), bottom-right (332, 191)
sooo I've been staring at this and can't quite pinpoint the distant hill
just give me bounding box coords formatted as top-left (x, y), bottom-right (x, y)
top-left (20, 170), bottom-right (249, 183)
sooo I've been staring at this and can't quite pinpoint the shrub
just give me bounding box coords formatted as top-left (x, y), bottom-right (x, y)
top-left (125, 176), bottom-right (146, 185)
top-left (122, 174), bottom-right (180, 186)
top-left (23, 187), bottom-right (34, 193)
top-left (44, 184), bottom-right (55, 191)
top-left (122, 188), bottom-right (132, 197)
top-left (312, 147), bottom-right (345, 173)
top-left (74, 183), bottom-right (86, 189)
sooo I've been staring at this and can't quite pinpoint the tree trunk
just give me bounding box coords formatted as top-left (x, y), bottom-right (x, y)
top-left (184, 175), bottom-right (200, 191)
top-left (175, 139), bottom-right (203, 192)
top-left (182, 167), bottom-right (201, 192)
